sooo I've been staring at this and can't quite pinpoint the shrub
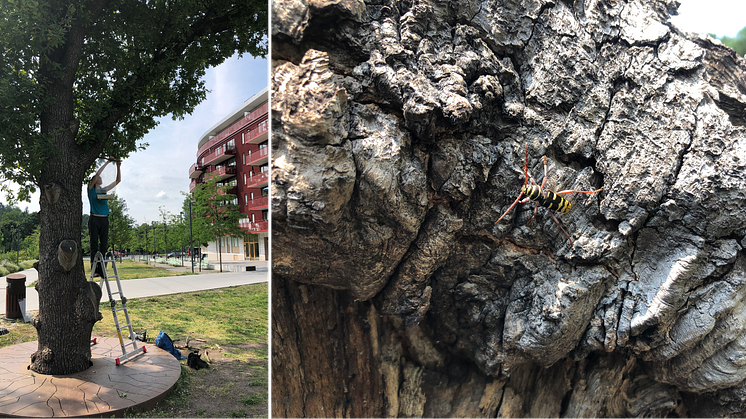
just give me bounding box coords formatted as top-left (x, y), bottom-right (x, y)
top-left (19, 260), bottom-right (36, 270)
top-left (0, 266), bottom-right (9, 277)
top-left (4, 262), bottom-right (19, 274)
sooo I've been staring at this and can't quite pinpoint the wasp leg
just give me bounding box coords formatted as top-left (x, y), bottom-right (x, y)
top-left (527, 200), bottom-right (540, 226)
top-left (495, 191), bottom-right (526, 225)
top-left (555, 187), bottom-right (604, 195)
top-left (540, 155), bottom-right (549, 190)
top-left (548, 210), bottom-right (574, 246)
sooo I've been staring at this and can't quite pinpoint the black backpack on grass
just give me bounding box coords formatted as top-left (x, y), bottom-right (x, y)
top-left (187, 351), bottom-right (209, 370)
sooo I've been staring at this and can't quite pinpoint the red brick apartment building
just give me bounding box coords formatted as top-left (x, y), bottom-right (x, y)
top-left (189, 87), bottom-right (269, 261)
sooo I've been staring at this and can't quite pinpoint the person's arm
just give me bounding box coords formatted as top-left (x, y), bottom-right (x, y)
top-left (104, 161), bottom-right (122, 191)
top-left (87, 160), bottom-right (111, 189)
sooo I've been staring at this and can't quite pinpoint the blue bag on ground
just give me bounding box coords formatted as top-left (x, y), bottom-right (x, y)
top-left (155, 331), bottom-right (182, 359)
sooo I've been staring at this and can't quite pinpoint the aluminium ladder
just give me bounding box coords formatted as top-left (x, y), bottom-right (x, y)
top-left (90, 251), bottom-right (147, 365)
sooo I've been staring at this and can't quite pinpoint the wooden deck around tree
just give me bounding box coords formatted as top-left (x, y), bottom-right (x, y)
top-left (0, 337), bottom-right (180, 417)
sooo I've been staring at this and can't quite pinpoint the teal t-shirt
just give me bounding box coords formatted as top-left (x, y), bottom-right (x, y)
top-left (88, 186), bottom-right (109, 216)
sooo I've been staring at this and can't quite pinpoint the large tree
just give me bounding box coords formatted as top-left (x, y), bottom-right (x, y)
top-left (272, 0), bottom-right (746, 416)
top-left (0, 0), bottom-right (266, 375)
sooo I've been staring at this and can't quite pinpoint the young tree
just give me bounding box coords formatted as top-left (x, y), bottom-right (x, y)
top-left (0, 0), bottom-right (266, 375)
top-left (192, 175), bottom-right (245, 272)
top-left (23, 225), bottom-right (41, 260)
top-left (108, 194), bottom-right (134, 255)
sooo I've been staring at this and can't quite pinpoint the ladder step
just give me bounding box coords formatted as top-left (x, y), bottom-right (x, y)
top-left (115, 346), bottom-right (147, 366)
top-left (93, 252), bottom-right (147, 365)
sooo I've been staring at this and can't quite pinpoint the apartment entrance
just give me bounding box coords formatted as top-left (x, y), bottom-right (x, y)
top-left (245, 234), bottom-right (260, 260)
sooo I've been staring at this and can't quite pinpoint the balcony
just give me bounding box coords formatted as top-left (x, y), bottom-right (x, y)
top-left (197, 102), bottom-right (268, 156)
top-left (245, 118), bottom-right (269, 145)
top-left (189, 163), bottom-right (205, 179)
top-left (207, 165), bottom-right (237, 181)
top-left (246, 196), bottom-right (269, 211)
top-left (246, 147), bottom-right (269, 166)
top-left (239, 219), bottom-right (268, 233)
top-left (203, 145), bottom-right (236, 166)
top-left (189, 178), bottom-right (203, 192)
top-left (246, 171), bottom-right (269, 188)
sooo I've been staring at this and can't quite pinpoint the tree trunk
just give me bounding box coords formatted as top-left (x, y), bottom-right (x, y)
top-left (272, 0), bottom-right (746, 416)
top-left (31, 114), bottom-right (104, 374)
top-left (29, 2), bottom-right (106, 375)
top-left (32, 168), bottom-right (103, 375)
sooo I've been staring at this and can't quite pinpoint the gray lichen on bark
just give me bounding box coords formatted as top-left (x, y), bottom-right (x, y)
top-left (272, 0), bottom-right (746, 416)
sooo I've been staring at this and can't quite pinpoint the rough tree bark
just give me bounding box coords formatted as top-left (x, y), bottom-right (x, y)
top-left (30, 2), bottom-right (108, 374)
top-left (272, 0), bottom-right (746, 416)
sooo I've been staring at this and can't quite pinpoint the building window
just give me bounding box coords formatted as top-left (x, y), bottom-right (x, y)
top-left (242, 132), bottom-right (245, 144)
top-left (245, 194), bottom-right (248, 205)
top-left (243, 153), bottom-right (246, 165)
top-left (244, 173), bottom-right (247, 185)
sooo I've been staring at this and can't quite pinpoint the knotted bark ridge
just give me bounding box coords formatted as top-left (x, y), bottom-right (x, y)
top-left (272, 0), bottom-right (746, 416)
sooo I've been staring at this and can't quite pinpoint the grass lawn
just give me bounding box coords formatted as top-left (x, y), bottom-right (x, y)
top-left (84, 258), bottom-right (195, 280)
top-left (0, 283), bottom-right (269, 418)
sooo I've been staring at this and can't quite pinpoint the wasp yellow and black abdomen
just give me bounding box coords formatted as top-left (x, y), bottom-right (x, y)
top-left (541, 191), bottom-right (571, 213)
top-left (522, 185), bottom-right (572, 213)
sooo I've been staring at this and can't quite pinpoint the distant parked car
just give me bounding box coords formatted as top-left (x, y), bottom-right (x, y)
top-left (167, 252), bottom-right (183, 258)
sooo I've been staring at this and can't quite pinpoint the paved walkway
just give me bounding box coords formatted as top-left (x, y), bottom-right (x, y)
top-left (1, 259), bottom-right (268, 317)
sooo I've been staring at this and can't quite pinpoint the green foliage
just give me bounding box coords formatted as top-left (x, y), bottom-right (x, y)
top-left (0, 204), bottom-right (39, 253)
top-left (191, 175), bottom-right (246, 268)
top-left (711, 27), bottom-right (746, 56)
top-left (81, 214), bottom-right (90, 255)
top-left (19, 260), bottom-right (35, 270)
top-left (0, 266), bottom-right (8, 277)
top-left (22, 226), bottom-right (39, 260)
top-left (3, 262), bottom-right (19, 273)
top-left (0, 0), bottom-right (268, 200)
top-left (192, 176), bottom-right (246, 243)
top-left (108, 194), bottom-right (135, 253)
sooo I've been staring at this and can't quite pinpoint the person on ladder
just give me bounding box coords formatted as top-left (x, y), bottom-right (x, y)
top-left (87, 157), bottom-right (122, 277)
